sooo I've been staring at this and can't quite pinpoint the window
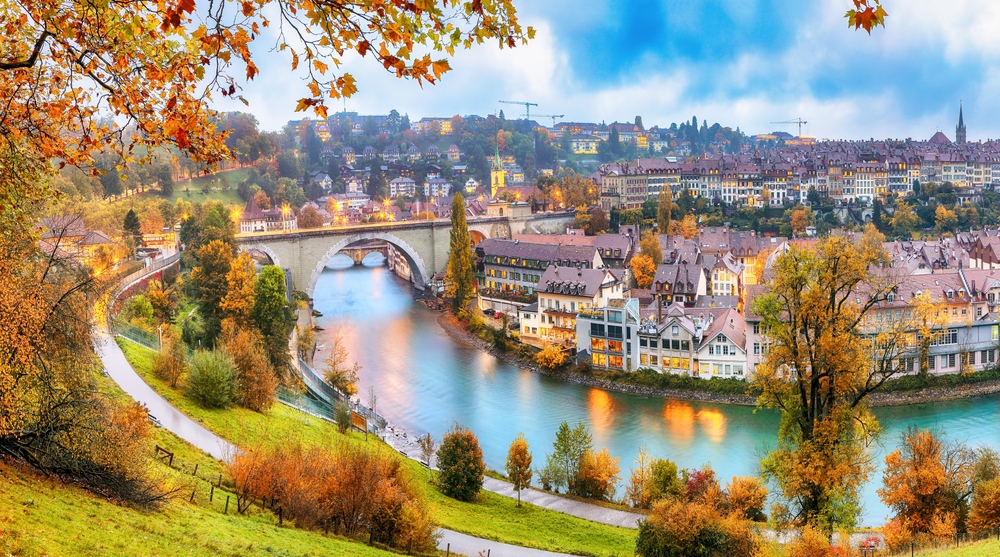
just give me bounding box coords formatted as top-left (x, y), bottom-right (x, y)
top-left (640, 338), bottom-right (647, 347)
top-left (651, 355), bottom-right (658, 366)
top-left (591, 338), bottom-right (607, 351)
top-left (593, 353), bottom-right (607, 366)
top-left (608, 340), bottom-right (624, 353)
top-left (929, 355), bottom-right (936, 370)
top-left (734, 365), bottom-right (744, 376)
top-left (590, 323), bottom-right (605, 337)
top-left (609, 355), bottom-right (624, 369)
top-left (949, 353), bottom-right (957, 368)
top-left (754, 343), bottom-right (760, 355)
top-left (608, 311), bottom-right (622, 323)
top-left (753, 323), bottom-right (760, 335)
top-left (672, 340), bottom-right (680, 350)
top-left (681, 340), bottom-right (689, 351)
top-left (640, 354), bottom-right (649, 365)
top-left (608, 325), bottom-right (623, 339)
top-left (672, 325), bottom-right (679, 335)
top-left (650, 339), bottom-right (658, 349)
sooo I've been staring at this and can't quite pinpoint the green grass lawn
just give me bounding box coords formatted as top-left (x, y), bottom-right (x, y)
top-left (138, 167), bottom-right (250, 206)
top-left (117, 339), bottom-right (637, 557)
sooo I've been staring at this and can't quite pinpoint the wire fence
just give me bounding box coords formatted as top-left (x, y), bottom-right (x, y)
top-left (860, 528), bottom-right (1000, 556)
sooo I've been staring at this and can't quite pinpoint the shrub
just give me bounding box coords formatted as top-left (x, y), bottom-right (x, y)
top-left (436, 424), bottom-right (485, 502)
top-left (577, 448), bottom-right (621, 501)
top-left (186, 350), bottom-right (237, 408)
top-left (725, 476), bottom-right (768, 522)
top-left (635, 499), bottom-right (763, 557)
top-left (334, 401), bottom-right (352, 434)
top-left (228, 442), bottom-right (439, 552)
top-left (153, 333), bottom-right (188, 388)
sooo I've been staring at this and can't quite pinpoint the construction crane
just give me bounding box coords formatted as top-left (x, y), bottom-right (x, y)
top-left (523, 114), bottom-right (564, 127)
top-left (770, 118), bottom-right (808, 137)
top-left (499, 100), bottom-right (538, 120)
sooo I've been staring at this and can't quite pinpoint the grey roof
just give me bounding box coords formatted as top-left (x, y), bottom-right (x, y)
top-left (478, 238), bottom-right (599, 267)
top-left (539, 265), bottom-right (616, 298)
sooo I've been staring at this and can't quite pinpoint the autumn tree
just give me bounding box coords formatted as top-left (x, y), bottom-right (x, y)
top-left (577, 448), bottom-right (621, 501)
top-left (935, 205), bottom-right (958, 235)
top-left (436, 424), bottom-right (486, 502)
top-left (535, 344), bottom-right (567, 369)
top-left (219, 251), bottom-right (258, 328)
top-left (879, 428), bottom-right (976, 539)
top-left (418, 433), bottom-right (435, 474)
top-left (220, 322), bottom-right (277, 412)
top-left (911, 290), bottom-right (945, 379)
top-left (891, 201), bottom-right (921, 238)
top-left (790, 206), bottom-right (810, 236)
top-left (631, 254), bottom-right (657, 289)
top-left (253, 189), bottom-right (271, 210)
top-left (297, 204), bottom-right (324, 229)
top-left (254, 266), bottom-right (290, 374)
top-left (639, 230), bottom-right (663, 266)
top-left (324, 329), bottom-right (361, 397)
top-left (445, 193), bottom-right (477, 314)
top-left (725, 476), bottom-right (768, 522)
top-left (635, 499), bottom-right (763, 557)
top-left (754, 225), bottom-right (907, 530)
top-left (146, 279), bottom-right (176, 325)
top-left (587, 207), bottom-right (609, 235)
top-left (969, 478), bottom-right (1000, 533)
top-left (505, 433), bottom-right (533, 506)
top-left (627, 446), bottom-right (655, 509)
top-left (678, 213), bottom-right (699, 239)
top-left (333, 401), bottom-right (352, 434)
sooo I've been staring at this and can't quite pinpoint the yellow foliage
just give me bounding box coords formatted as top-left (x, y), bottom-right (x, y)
top-left (536, 344), bottom-right (567, 370)
top-left (631, 253), bottom-right (657, 289)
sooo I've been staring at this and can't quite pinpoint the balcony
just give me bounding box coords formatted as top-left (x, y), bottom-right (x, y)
top-left (578, 309), bottom-right (605, 321)
top-left (478, 287), bottom-right (536, 305)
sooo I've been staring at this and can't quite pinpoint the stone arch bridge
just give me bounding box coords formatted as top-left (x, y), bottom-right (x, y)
top-left (237, 214), bottom-right (574, 296)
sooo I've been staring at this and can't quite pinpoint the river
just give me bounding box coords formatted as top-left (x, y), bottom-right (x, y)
top-left (312, 255), bottom-right (1000, 527)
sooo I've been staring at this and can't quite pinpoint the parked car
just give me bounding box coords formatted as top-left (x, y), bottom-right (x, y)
top-left (494, 312), bottom-right (504, 319)
top-left (482, 308), bottom-right (496, 317)
top-left (509, 321), bottom-right (520, 330)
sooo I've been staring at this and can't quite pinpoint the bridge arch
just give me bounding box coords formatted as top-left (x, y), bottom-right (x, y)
top-left (240, 244), bottom-right (282, 267)
top-left (306, 232), bottom-right (431, 296)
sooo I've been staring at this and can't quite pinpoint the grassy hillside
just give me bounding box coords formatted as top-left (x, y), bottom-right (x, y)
top-left (924, 539), bottom-right (1000, 557)
top-left (137, 167), bottom-right (250, 206)
top-left (0, 398), bottom-right (399, 556)
top-left (117, 339), bottom-right (637, 557)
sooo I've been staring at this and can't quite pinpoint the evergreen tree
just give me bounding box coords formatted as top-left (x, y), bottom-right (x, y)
top-left (445, 193), bottom-right (477, 314)
top-left (657, 189), bottom-right (672, 234)
top-left (123, 208), bottom-right (142, 245)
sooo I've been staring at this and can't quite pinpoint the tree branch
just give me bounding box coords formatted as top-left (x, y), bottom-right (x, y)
top-left (0, 31), bottom-right (53, 70)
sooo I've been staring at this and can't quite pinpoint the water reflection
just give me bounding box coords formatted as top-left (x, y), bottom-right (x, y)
top-left (311, 261), bottom-right (1000, 526)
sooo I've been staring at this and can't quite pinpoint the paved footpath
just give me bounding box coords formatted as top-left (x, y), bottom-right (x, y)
top-left (438, 529), bottom-right (572, 557)
top-left (482, 477), bottom-right (643, 529)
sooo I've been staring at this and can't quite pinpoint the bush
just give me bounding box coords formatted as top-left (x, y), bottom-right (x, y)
top-left (334, 401), bottom-right (352, 434)
top-left (436, 424), bottom-right (486, 502)
top-left (228, 442), bottom-right (439, 552)
top-left (635, 500), bottom-right (763, 557)
top-left (186, 350), bottom-right (237, 408)
top-left (220, 324), bottom-right (276, 412)
top-left (153, 334), bottom-right (188, 388)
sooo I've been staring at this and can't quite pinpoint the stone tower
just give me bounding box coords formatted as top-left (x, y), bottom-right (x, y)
top-left (956, 101), bottom-right (967, 144)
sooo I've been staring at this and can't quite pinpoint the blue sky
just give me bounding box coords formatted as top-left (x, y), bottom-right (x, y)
top-left (215, 0), bottom-right (1000, 141)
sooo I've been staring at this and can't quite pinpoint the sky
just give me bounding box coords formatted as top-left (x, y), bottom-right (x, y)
top-left (211, 0), bottom-right (1000, 141)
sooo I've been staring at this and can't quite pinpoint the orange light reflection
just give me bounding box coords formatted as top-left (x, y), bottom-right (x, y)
top-left (662, 401), bottom-right (695, 440)
top-left (587, 389), bottom-right (615, 434)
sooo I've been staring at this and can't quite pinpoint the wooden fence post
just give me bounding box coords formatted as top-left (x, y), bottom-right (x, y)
top-left (192, 463), bottom-right (198, 477)
top-left (189, 488), bottom-right (196, 503)
top-left (210, 484), bottom-right (214, 502)
top-left (278, 507), bottom-right (283, 526)
top-left (224, 496), bottom-right (229, 514)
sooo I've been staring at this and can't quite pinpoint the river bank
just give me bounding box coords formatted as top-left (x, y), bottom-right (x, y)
top-left (435, 311), bottom-right (1000, 408)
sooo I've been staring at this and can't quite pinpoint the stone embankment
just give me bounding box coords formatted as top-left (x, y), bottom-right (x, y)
top-left (436, 311), bottom-right (1000, 408)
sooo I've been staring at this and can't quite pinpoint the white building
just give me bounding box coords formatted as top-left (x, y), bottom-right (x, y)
top-left (389, 177), bottom-right (417, 198)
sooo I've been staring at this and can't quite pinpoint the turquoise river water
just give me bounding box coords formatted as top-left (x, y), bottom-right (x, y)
top-left (313, 255), bottom-right (1000, 527)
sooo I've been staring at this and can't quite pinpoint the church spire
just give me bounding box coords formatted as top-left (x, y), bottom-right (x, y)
top-left (956, 101), bottom-right (967, 144)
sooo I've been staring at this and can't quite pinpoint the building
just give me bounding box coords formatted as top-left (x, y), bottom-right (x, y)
top-left (521, 265), bottom-right (624, 347)
top-left (238, 195), bottom-right (297, 233)
top-left (389, 177), bottom-right (417, 198)
top-left (490, 145), bottom-right (505, 198)
top-left (957, 102), bottom-right (967, 145)
top-left (575, 298), bottom-right (641, 371)
top-left (423, 178), bottom-right (453, 198)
